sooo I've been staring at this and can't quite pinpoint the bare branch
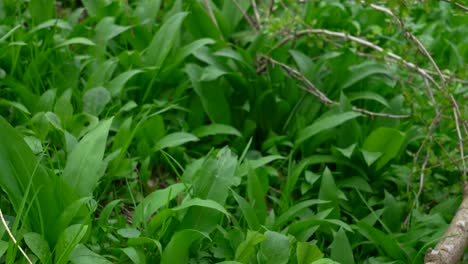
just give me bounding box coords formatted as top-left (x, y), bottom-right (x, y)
top-left (232, 0), bottom-right (259, 31)
top-left (425, 182), bottom-right (468, 264)
top-left (442, 0), bottom-right (468, 12)
top-left (261, 55), bottom-right (411, 119)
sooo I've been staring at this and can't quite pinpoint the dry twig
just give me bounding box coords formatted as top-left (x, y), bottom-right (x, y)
top-left (0, 208), bottom-right (33, 264)
top-left (261, 55), bottom-right (411, 119)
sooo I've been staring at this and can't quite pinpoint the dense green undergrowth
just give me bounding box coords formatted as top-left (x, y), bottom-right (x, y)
top-left (0, 0), bottom-right (466, 263)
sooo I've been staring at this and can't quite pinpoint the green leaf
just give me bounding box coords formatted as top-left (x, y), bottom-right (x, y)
top-left (348, 91), bottom-right (390, 108)
top-left (0, 241), bottom-right (7, 258)
top-left (70, 244), bottom-right (112, 264)
top-left (174, 198), bottom-right (230, 218)
top-left (121, 247), bottom-right (146, 264)
top-left (133, 183), bottom-right (186, 224)
top-left (160, 229), bottom-right (205, 264)
top-left (117, 228), bottom-right (141, 238)
top-left (362, 127), bottom-right (406, 170)
top-left (155, 132), bottom-right (199, 150)
top-left (334, 143), bottom-right (356, 159)
top-left (274, 199), bottom-right (329, 229)
top-left (360, 150), bottom-right (383, 167)
top-left (56, 37), bottom-right (96, 48)
top-left (192, 124), bottom-right (241, 138)
top-left (258, 231), bottom-right (291, 264)
top-left (144, 12), bottom-right (188, 68)
top-left (173, 38), bottom-right (216, 65)
top-left (330, 228), bottom-right (354, 264)
top-left (0, 116), bottom-right (71, 244)
top-left (83, 87), bottom-right (112, 116)
top-left (318, 168), bottom-right (340, 215)
top-left (237, 155), bottom-right (284, 177)
top-left (341, 61), bottom-right (393, 89)
top-left (235, 230), bottom-right (266, 263)
top-left (356, 222), bottom-right (408, 261)
top-left (296, 112), bottom-right (361, 145)
top-left (107, 70), bottom-right (143, 97)
top-left (296, 242), bottom-right (323, 264)
top-left (55, 224), bottom-right (89, 264)
top-left (24, 232), bottom-right (52, 264)
top-left (98, 199), bottom-right (122, 226)
top-left (185, 64), bottom-right (232, 124)
top-left (29, 0), bottom-right (54, 23)
top-left (179, 147), bottom-right (238, 232)
top-left (232, 190), bottom-right (261, 230)
top-left (134, 0), bottom-right (162, 24)
top-left (62, 118), bottom-right (113, 197)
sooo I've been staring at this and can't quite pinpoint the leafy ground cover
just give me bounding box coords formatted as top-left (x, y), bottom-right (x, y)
top-left (0, 0), bottom-right (466, 263)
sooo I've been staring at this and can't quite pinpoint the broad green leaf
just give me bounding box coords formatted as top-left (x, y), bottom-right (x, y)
top-left (179, 148), bottom-right (237, 232)
top-left (296, 242), bottom-right (323, 264)
top-left (360, 150), bottom-right (383, 167)
top-left (284, 155), bottom-right (366, 203)
top-left (296, 112), bottom-right (361, 145)
top-left (258, 231), bottom-right (291, 264)
top-left (174, 198), bottom-right (230, 218)
top-left (160, 229), bottom-right (205, 264)
top-left (95, 17), bottom-right (131, 44)
top-left (133, 183), bottom-right (186, 224)
top-left (107, 69), bottom-right (143, 97)
top-left (244, 169), bottom-right (267, 226)
top-left (334, 143), bottom-right (356, 159)
top-left (55, 224), bottom-right (89, 264)
top-left (173, 38), bottom-right (216, 64)
top-left (0, 241), bottom-right (7, 258)
top-left (29, 0), bottom-right (54, 23)
top-left (193, 124), bottom-right (241, 138)
top-left (24, 232), bottom-right (52, 264)
top-left (83, 87), bottom-right (111, 116)
top-left (348, 91), bottom-right (390, 108)
top-left (330, 228), bottom-right (354, 264)
top-left (288, 218), bottom-right (352, 237)
top-left (98, 199), bottom-right (121, 226)
top-left (311, 259), bottom-right (339, 264)
top-left (62, 118), bottom-right (113, 197)
top-left (232, 190), bottom-right (261, 230)
top-left (134, 0), bottom-right (161, 24)
top-left (0, 99), bottom-right (30, 115)
top-left (362, 127), bottom-right (406, 170)
top-left (144, 12), bottom-right (188, 68)
top-left (117, 228), bottom-right (141, 238)
top-left (56, 37), bottom-right (96, 48)
top-left (54, 197), bottom-right (91, 241)
top-left (200, 65), bottom-right (229, 81)
top-left (337, 177), bottom-right (373, 193)
top-left (155, 132), bottom-right (199, 150)
top-left (235, 230), bottom-right (266, 263)
top-left (81, 0), bottom-right (111, 17)
top-left (29, 19), bottom-right (71, 33)
top-left (70, 244), bottom-right (112, 264)
top-left (318, 168), bottom-right (340, 216)
top-left (356, 222), bottom-right (408, 261)
top-left (237, 155), bottom-right (284, 177)
top-left (0, 117), bottom-right (70, 244)
top-left (341, 61), bottom-right (393, 89)
top-left (274, 199), bottom-right (329, 229)
top-left (121, 247), bottom-right (146, 264)
top-left (185, 64), bottom-right (232, 124)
